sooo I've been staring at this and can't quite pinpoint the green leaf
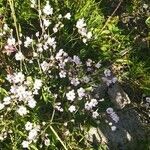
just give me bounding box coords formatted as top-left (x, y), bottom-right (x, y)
top-left (145, 17), bottom-right (150, 28)
top-left (101, 30), bottom-right (110, 35)
top-left (17, 131), bottom-right (26, 137)
top-left (30, 145), bottom-right (39, 150)
top-left (0, 87), bottom-right (8, 96)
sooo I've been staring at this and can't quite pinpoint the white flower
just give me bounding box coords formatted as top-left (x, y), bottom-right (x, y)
top-left (85, 101), bottom-right (92, 110)
top-left (104, 69), bottom-right (111, 77)
top-left (17, 106), bottom-right (28, 116)
top-left (22, 140), bottom-right (29, 148)
top-left (7, 37), bottom-right (15, 45)
top-left (34, 125), bottom-right (41, 132)
top-left (110, 112), bottom-right (119, 123)
top-left (146, 97), bottom-right (150, 103)
top-left (47, 37), bottom-right (56, 48)
top-left (43, 44), bottom-right (48, 50)
top-left (16, 85), bottom-right (27, 101)
top-left (59, 70), bottom-right (66, 78)
top-left (111, 126), bottom-right (117, 131)
top-left (0, 103), bottom-right (4, 110)
top-left (86, 59), bottom-right (92, 67)
top-left (53, 27), bottom-right (58, 33)
top-left (71, 78), bottom-right (80, 86)
top-left (44, 138), bottom-right (50, 146)
top-left (66, 90), bottom-right (75, 101)
top-left (59, 62), bottom-right (66, 69)
top-left (79, 28), bottom-right (87, 37)
top-left (54, 103), bottom-right (63, 112)
top-left (109, 122), bottom-right (113, 126)
top-left (34, 79), bottom-right (42, 90)
top-left (41, 61), bottom-right (49, 72)
top-left (37, 43), bottom-right (43, 52)
top-left (64, 13), bottom-right (71, 20)
top-left (10, 85), bottom-right (17, 94)
top-left (60, 24), bottom-right (64, 28)
top-left (43, 34), bottom-right (48, 40)
top-left (33, 89), bottom-right (38, 95)
top-left (3, 96), bottom-right (11, 105)
top-left (3, 24), bottom-right (9, 31)
top-left (28, 129), bottom-right (38, 140)
top-left (33, 52), bottom-right (38, 57)
top-left (73, 55), bottom-right (81, 65)
top-left (99, 98), bottom-right (104, 102)
top-left (112, 77), bottom-right (117, 83)
top-left (68, 105), bottom-right (76, 113)
top-left (85, 99), bottom-right (98, 110)
top-left (55, 49), bottom-right (64, 60)
top-left (43, 1), bottom-right (53, 15)
top-left (6, 74), bottom-right (13, 83)
top-left (106, 107), bottom-right (119, 123)
top-left (24, 91), bottom-right (33, 100)
top-left (143, 4), bottom-right (148, 9)
top-left (58, 14), bottom-right (62, 19)
top-left (90, 99), bottom-right (98, 107)
top-left (25, 122), bottom-right (33, 131)
top-left (28, 99), bottom-right (36, 108)
top-left (92, 111), bottom-right (99, 118)
top-left (18, 40), bottom-right (22, 45)
top-left (82, 76), bottom-right (90, 83)
top-left (13, 72), bottom-right (25, 83)
top-left (76, 18), bottom-right (86, 29)
top-left (15, 51), bottom-right (25, 61)
top-left (77, 87), bottom-right (85, 98)
top-left (106, 107), bottom-right (114, 114)
top-left (95, 62), bottom-right (101, 68)
top-left (43, 19), bottom-right (51, 27)
top-left (87, 31), bottom-right (92, 39)
top-left (24, 37), bottom-right (33, 47)
top-left (35, 32), bottom-right (39, 37)
top-left (82, 38), bottom-right (87, 43)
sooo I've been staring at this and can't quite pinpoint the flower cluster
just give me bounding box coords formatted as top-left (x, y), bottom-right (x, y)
top-left (106, 107), bottom-right (119, 124)
top-left (22, 122), bottom-right (50, 148)
top-left (106, 107), bottom-right (119, 123)
top-left (2, 25), bottom-right (17, 55)
top-left (102, 69), bottom-right (117, 86)
top-left (0, 72), bottom-right (42, 116)
top-left (76, 18), bottom-right (92, 43)
top-left (22, 122), bottom-right (40, 148)
top-left (106, 107), bottom-right (120, 131)
top-left (0, 0), bottom-right (122, 149)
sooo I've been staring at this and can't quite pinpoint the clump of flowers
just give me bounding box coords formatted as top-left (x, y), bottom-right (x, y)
top-left (102, 69), bottom-right (117, 86)
top-left (106, 107), bottom-right (120, 131)
top-left (0, 0), bottom-right (119, 149)
top-left (76, 18), bottom-right (92, 43)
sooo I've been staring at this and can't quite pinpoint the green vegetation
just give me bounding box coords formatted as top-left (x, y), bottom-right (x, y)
top-left (0, 0), bottom-right (149, 149)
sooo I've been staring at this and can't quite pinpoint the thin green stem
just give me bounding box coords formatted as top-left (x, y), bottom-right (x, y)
top-left (100, 0), bottom-right (122, 33)
top-left (50, 125), bottom-right (68, 150)
top-left (8, 0), bottom-right (23, 71)
top-left (8, 0), bottom-right (21, 51)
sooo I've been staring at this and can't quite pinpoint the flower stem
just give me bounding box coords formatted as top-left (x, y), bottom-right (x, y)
top-left (50, 125), bottom-right (68, 150)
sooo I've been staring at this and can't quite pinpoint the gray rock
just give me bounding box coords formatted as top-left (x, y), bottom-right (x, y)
top-left (86, 82), bottom-right (148, 149)
top-left (107, 82), bottom-right (131, 109)
top-left (92, 83), bottom-right (108, 99)
top-left (86, 109), bottom-right (148, 149)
